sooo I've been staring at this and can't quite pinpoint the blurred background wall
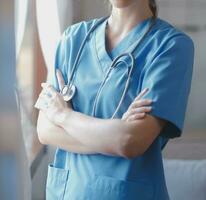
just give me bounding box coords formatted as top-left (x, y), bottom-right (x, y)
top-left (0, 0), bottom-right (31, 199)
top-left (1, 0), bottom-right (205, 199)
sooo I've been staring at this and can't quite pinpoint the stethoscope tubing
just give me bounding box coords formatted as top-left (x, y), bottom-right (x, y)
top-left (91, 53), bottom-right (135, 118)
top-left (91, 18), bottom-right (156, 118)
top-left (66, 16), bottom-right (109, 93)
top-left (64, 16), bottom-right (156, 118)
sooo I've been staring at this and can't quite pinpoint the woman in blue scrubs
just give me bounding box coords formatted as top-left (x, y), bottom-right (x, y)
top-left (35, 0), bottom-right (194, 199)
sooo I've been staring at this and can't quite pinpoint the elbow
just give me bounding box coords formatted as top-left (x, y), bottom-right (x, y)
top-left (118, 134), bottom-right (146, 159)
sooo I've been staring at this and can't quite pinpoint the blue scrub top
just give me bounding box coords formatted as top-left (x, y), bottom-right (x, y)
top-left (46, 16), bottom-right (194, 200)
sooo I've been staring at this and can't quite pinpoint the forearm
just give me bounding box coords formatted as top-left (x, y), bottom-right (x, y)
top-left (36, 79), bottom-right (161, 158)
top-left (57, 108), bottom-right (165, 158)
top-left (37, 111), bottom-right (97, 154)
top-left (57, 109), bottom-right (130, 156)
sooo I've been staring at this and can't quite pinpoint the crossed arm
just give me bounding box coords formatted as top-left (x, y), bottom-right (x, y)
top-left (37, 111), bottom-right (96, 154)
top-left (36, 70), bottom-right (166, 159)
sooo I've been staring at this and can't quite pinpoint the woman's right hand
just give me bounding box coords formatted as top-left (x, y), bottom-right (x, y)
top-left (122, 88), bottom-right (152, 122)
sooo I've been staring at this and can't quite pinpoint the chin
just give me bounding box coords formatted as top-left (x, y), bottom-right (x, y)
top-left (109, 0), bottom-right (137, 8)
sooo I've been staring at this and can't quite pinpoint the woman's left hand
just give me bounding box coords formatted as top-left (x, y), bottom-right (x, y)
top-left (35, 70), bottom-right (71, 124)
top-left (122, 88), bottom-right (152, 122)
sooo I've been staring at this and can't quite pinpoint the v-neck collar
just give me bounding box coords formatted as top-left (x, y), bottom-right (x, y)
top-left (94, 16), bottom-right (153, 73)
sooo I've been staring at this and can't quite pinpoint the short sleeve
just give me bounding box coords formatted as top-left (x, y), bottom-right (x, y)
top-left (141, 35), bottom-right (194, 138)
top-left (46, 29), bottom-right (70, 92)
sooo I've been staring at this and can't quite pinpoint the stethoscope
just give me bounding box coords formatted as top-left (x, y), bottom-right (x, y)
top-left (61, 16), bottom-right (156, 119)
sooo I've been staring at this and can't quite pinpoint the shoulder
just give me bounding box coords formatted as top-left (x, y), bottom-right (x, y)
top-left (60, 17), bottom-right (100, 42)
top-left (54, 17), bottom-right (103, 73)
top-left (55, 17), bottom-right (100, 63)
top-left (152, 18), bottom-right (194, 53)
top-left (146, 17), bottom-right (195, 68)
top-left (143, 18), bottom-right (195, 75)
top-left (55, 17), bottom-right (104, 55)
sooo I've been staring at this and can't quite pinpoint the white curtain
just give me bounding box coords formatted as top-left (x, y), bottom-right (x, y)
top-left (1, 0), bottom-right (31, 199)
top-left (15, 0), bottom-right (28, 57)
top-left (36, 0), bottom-right (73, 78)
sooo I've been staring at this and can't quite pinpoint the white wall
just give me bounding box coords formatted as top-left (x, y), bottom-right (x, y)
top-left (158, 0), bottom-right (206, 131)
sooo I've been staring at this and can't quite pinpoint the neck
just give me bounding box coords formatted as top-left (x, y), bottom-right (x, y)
top-left (108, 1), bottom-right (153, 35)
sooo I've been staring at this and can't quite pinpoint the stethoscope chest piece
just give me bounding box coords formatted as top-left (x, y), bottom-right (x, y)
top-left (61, 84), bottom-right (76, 101)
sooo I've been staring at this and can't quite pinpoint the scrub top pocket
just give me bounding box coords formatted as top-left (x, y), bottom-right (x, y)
top-left (86, 174), bottom-right (154, 200)
top-left (46, 164), bottom-right (69, 200)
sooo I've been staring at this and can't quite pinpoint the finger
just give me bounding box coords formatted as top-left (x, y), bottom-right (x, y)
top-left (130, 99), bottom-right (152, 109)
top-left (121, 112), bottom-right (128, 121)
top-left (41, 82), bottom-right (50, 88)
top-left (132, 99), bottom-right (152, 109)
top-left (122, 110), bottom-right (132, 121)
top-left (127, 113), bottom-right (146, 122)
top-left (124, 106), bottom-right (151, 120)
top-left (39, 88), bottom-right (51, 98)
top-left (39, 91), bottom-right (51, 100)
top-left (41, 84), bottom-right (57, 97)
top-left (135, 88), bottom-right (149, 101)
top-left (34, 98), bottom-right (42, 109)
top-left (40, 90), bottom-right (54, 102)
top-left (34, 96), bottom-right (47, 110)
top-left (56, 69), bottom-right (65, 91)
top-left (128, 97), bottom-right (152, 111)
top-left (41, 83), bottom-right (56, 92)
top-left (132, 106), bottom-right (152, 114)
